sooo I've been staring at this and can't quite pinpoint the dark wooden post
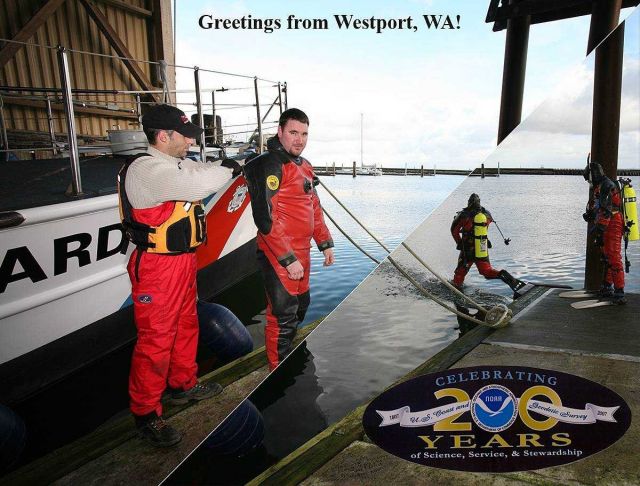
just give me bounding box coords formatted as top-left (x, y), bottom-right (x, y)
top-left (497, 1), bottom-right (530, 144)
top-left (584, 6), bottom-right (624, 290)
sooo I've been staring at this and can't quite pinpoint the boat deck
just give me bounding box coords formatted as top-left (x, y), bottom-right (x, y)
top-left (251, 289), bottom-right (640, 485)
top-left (0, 155), bottom-right (126, 213)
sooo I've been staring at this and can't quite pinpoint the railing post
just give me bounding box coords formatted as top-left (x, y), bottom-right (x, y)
top-left (159, 59), bottom-right (171, 104)
top-left (57, 45), bottom-right (82, 196)
top-left (254, 77), bottom-right (262, 154)
top-left (0, 97), bottom-right (9, 162)
top-left (283, 81), bottom-right (288, 110)
top-left (45, 97), bottom-right (58, 156)
top-left (194, 66), bottom-right (205, 161)
top-left (211, 90), bottom-right (217, 145)
top-left (277, 82), bottom-right (283, 115)
top-left (135, 93), bottom-right (142, 125)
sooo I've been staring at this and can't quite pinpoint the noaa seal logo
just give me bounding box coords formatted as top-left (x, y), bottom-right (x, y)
top-left (471, 384), bottom-right (518, 432)
top-left (266, 175), bottom-right (279, 191)
top-left (138, 295), bottom-right (152, 304)
top-left (362, 366), bottom-right (632, 473)
top-left (227, 184), bottom-right (248, 213)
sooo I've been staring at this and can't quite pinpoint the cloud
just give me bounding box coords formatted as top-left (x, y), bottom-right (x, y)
top-left (175, 2), bottom-right (638, 169)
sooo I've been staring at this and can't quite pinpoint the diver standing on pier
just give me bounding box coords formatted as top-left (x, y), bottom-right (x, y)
top-left (244, 108), bottom-right (334, 371)
top-left (451, 193), bottom-right (524, 292)
top-left (583, 161), bottom-right (627, 304)
top-left (118, 104), bottom-right (240, 447)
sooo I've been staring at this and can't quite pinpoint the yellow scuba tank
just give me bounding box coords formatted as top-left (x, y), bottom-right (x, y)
top-left (474, 212), bottom-right (489, 259)
top-left (621, 180), bottom-right (639, 241)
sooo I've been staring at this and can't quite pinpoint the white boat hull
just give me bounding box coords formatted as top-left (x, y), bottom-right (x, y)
top-left (0, 176), bottom-right (258, 403)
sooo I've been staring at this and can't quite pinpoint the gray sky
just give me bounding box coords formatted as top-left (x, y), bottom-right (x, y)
top-left (175, 1), bottom-right (639, 169)
top-left (485, 11), bottom-right (639, 169)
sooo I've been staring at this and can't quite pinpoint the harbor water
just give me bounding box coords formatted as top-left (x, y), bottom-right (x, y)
top-left (8, 174), bottom-right (463, 470)
top-left (167, 174), bottom-right (640, 484)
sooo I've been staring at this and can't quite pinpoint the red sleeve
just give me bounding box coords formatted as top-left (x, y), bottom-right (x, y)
top-left (244, 155), bottom-right (296, 266)
top-left (260, 189), bottom-right (297, 266)
top-left (451, 213), bottom-right (463, 244)
top-left (311, 183), bottom-right (334, 251)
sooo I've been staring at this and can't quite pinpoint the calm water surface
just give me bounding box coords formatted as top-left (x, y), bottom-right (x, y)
top-left (168, 174), bottom-right (640, 484)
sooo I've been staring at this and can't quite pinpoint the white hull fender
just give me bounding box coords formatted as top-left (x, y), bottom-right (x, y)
top-left (0, 176), bottom-right (257, 367)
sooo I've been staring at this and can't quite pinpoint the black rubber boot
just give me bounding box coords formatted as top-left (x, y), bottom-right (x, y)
top-left (612, 288), bottom-right (626, 305)
top-left (498, 270), bottom-right (526, 292)
top-left (598, 283), bottom-right (613, 298)
top-left (135, 412), bottom-right (182, 447)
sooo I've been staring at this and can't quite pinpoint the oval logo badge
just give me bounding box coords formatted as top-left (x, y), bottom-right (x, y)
top-left (362, 366), bottom-right (631, 472)
top-left (266, 175), bottom-right (279, 191)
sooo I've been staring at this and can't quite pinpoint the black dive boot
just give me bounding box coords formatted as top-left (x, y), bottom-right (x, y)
top-left (612, 288), bottom-right (626, 305)
top-left (597, 283), bottom-right (613, 298)
top-left (498, 270), bottom-right (526, 293)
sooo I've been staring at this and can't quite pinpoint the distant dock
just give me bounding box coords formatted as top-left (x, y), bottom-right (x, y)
top-left (314, 167), bottom-right (640, 177)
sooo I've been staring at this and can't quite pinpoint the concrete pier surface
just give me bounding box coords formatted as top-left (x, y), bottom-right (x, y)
top-left (269, 290), bottom-right (640, 485)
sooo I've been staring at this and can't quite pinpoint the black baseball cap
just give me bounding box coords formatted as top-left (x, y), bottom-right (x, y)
top-left (141, 104), bottom-right (204, 138)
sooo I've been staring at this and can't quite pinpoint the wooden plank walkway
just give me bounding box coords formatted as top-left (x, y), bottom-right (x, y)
top-left (1, 321), bottom-right (321, 486)
top-left (247, 287), bottom-right (547, 486)
top-left (250, 289), bottom-right (640, 485)
top-left (487, 289), bottom-right (640, 359)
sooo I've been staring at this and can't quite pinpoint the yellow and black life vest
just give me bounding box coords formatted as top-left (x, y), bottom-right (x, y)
top-left (117, 153), bottom-right (207, 254)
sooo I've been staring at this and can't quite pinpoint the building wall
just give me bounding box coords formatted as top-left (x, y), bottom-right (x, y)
top-left (0, 0), bottom-right (174, 153)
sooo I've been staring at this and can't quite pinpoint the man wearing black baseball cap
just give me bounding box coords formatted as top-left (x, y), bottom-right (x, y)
top-left (117, 104), bottom-right (240, 447)
top-left (142, 103), bottom-right (204, 140)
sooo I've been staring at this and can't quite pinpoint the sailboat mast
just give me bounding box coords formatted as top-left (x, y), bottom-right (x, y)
top-left (360, 112), bottom-right (363, 168)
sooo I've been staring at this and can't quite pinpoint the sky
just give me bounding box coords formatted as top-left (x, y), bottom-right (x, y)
top-left (173, 1), bottom-right (639, 169)
top-left (485, 10), bottom-right (640, 169)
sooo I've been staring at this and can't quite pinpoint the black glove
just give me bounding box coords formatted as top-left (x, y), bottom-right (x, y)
top-left (583, 212), bottom-right (593, 223)
top-left (221, 158), bottom-right (242, 178)
top-left (456, 241), bottom-right (462, 251)
top-left (488, 239), bottom-right (493, 249)
top-left (593, 226), bottom-right (605, 247)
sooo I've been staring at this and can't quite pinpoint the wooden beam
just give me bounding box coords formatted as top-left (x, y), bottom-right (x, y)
top-left (147, 0), bottom-right (175, 91)
top-left (585, 13), bottom-right (624, 290)
top-left (3, 96), bottom-right (138, 120)
top-left (78, 0), bottom-right (158, 100)
top-left (95, 0), bottom-right (152, 17)
top-left (492, 0), bottom-right (589, 22)
top-left (497, 0), bottom-right (530, 144)
top-left (488, 0), bottom-right (638, 31)
top-left (0, 0), bottom-right (67, 68)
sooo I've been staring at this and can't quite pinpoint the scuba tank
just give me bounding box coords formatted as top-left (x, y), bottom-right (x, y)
top-left (473, 212), bottom-right (489, 259)
top-left (620, 178), bottom-right (639, 241)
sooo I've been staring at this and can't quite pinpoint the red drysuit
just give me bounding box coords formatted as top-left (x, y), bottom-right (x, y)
top-left (244, 136), bottom-right (333, 370)
top-left (451, 207), bottom-right (500, 287)
top-left (127, 202), bottom-right (199, 417)
top-left (592, 182), bottom-right (625, 290)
